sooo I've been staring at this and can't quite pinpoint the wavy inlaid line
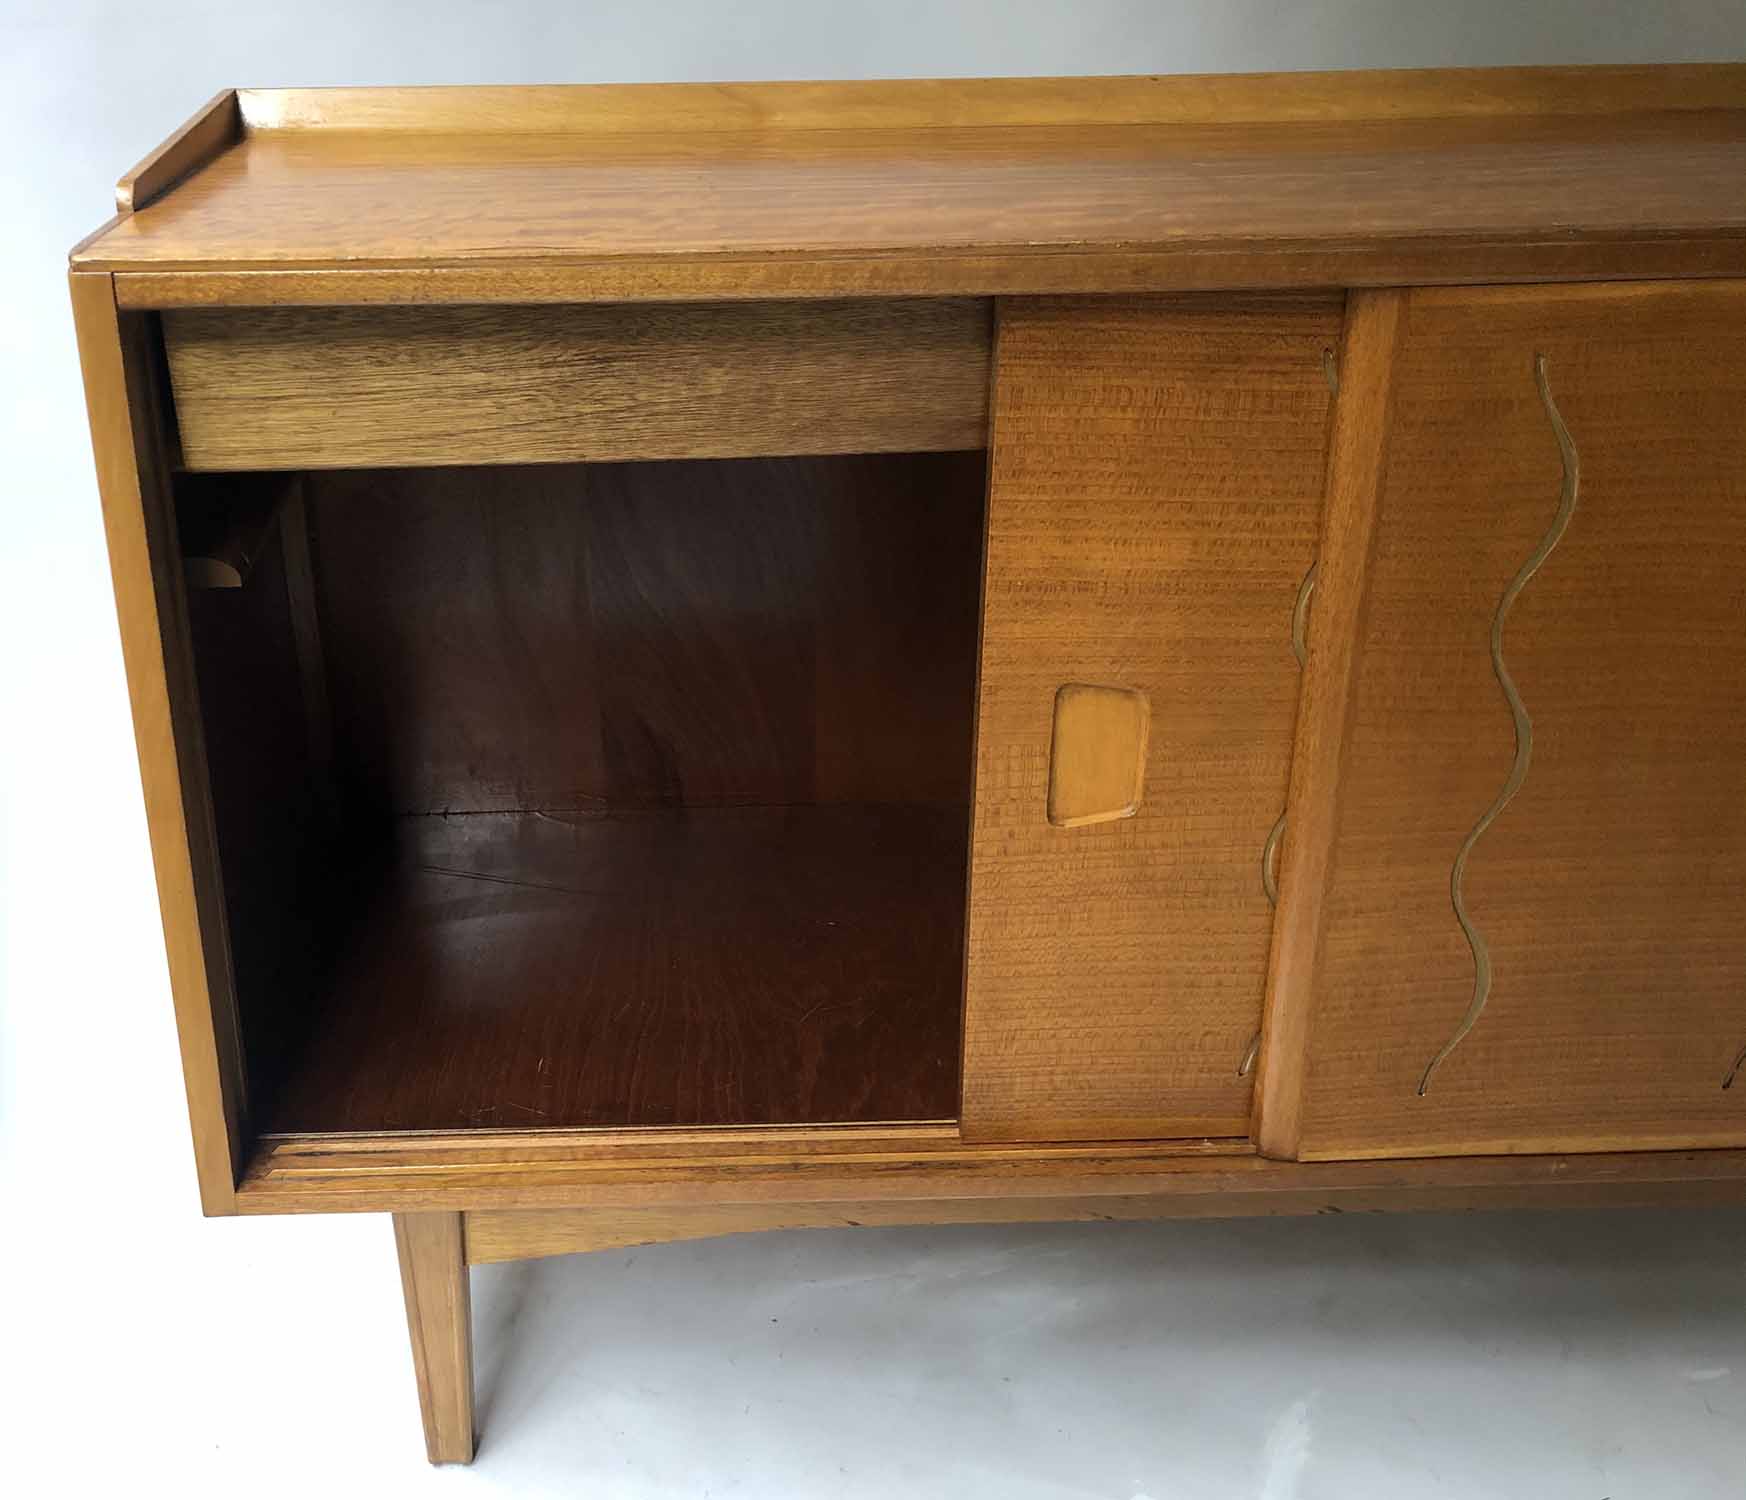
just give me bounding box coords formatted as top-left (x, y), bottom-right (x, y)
top-left (1418, 354), bottom-right (1580, 1097)
top-left (1241, 352), bottom-right (1339, 1078)
top-left (1258, 560), bottom-right (1321, 911)
top-left (1246, 562), bottom-right (1323, 1077)
top-left (1258, 812), bottom-right (1288, 911)
top-left (1237, 1031), bottom-right (1262, 1079)
top-left (1724, 1040), bottom-right (1746, 1091)
top-left (1290, 559), bottom-right (1319, 670)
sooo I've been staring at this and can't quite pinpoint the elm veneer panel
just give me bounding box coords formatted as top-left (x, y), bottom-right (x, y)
top-left (962, 293), bottom-right (1340, 1143)
top-left (1289, 280), bottom-right (1746, 1160)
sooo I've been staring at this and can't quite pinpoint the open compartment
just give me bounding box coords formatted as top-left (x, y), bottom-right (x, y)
top-left (180, 451), bottom-right (986, 1136)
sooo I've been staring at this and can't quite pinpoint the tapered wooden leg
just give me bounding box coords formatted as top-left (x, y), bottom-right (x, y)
top-left (393, 1212), bottom-right (475, 1464)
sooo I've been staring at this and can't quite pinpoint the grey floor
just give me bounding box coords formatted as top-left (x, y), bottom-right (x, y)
top-left (5, 1184), bottom-right (1744, 1495)
top-left (453, 1207), bottom-right (1746, 1497)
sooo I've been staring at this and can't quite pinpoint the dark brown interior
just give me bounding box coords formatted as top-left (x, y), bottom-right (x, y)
top-left (181, 452), bottom-right (987, 1136)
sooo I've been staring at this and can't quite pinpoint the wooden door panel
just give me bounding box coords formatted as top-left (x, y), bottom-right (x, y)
top-left (1262, 280), bottom-right (1746, 1160)
top-left (962, 293), bottom-right (1341, 1142)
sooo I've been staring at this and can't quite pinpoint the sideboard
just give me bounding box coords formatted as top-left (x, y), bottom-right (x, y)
top-left (70, 66), bottom-right (1746, 1463)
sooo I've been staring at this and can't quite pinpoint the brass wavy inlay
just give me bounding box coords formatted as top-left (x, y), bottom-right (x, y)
top-left (1418, 354), bottom-right (1580, 1097)
top-left (1290, 560), bottom-right (1320, 671)
top-left (1258, 813), bottom-right (1287, 910)
top-left (1258, 560), bottom-right (1321, 910)
top-left (1241, 351), bottom-right (1339, 1079)
top-left (1724, 1041), bottom-right (1746, 1092)
top-left (1237, 1031), bottom-right (1262, 1079)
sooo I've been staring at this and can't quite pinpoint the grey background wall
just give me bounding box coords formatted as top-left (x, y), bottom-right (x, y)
top-left (4, 4), bottom-right (1745, 1495)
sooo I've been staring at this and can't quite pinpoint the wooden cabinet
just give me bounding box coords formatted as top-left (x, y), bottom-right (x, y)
top-left (1256, 281), bottom-right (1746, 1161)
top-left (69, 69), bottom-right (1746, 1465)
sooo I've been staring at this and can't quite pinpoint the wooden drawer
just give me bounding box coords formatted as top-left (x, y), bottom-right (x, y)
top-left (162, 298), bottom-right (992, 471)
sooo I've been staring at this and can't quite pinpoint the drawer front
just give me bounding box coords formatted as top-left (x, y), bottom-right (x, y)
top-left (162, 298), bottom-right (991, 470)
top-left (961, 293), bottom-right (1342, 1143)
top-left (1264, 280), bottom-right (1746, 1160)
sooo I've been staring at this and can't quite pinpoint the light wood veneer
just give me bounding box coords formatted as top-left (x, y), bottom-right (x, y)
top-left (69, 67), bottom-right (1746, 1465)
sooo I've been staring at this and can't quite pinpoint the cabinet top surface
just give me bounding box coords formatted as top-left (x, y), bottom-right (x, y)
top-left (69, 67), bottom-right (1746, 295)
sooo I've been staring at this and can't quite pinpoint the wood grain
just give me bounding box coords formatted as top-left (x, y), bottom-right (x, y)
top-left (70, 273), bottom-right (245, 1213)
top-left (233, 67), bottom-right (1746, 134)
top-left (962, 294), bottom-right (1340, 1143)
top-left (72, 100), bottom-right (1746, 301)
top-left (261, 806), bottom-right (966, 1133)
top-left (1288, 280), bottom-right (1746, 1160)
top-left (113, 90), bottom-right (240, 213)
top-left (162, 300), bottom-right (991, 470)
top-left (107, 235), bottom-right (1746, 311)
top-left (463, 1170), bottom-right (1746, 1262)
top-left (294, 453), bottom-right (983, 816)
top-left (238, 1128), bottom-right (1746, 1214)
top-left (393, 1213), bottom-right (474, 1465)
top-left (463, 1198), bottom-right (1220, 1261)
top-left (304, 464), bottom-right (603, 818)
top-left (1252, 290), bottom-right (1406, 1158)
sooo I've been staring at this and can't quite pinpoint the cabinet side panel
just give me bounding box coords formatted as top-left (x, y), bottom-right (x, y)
top-left (962, 293), bottom-right (1341, 1143)
top-left (1299, 279), bottom-right (1746, 1159)
top-left (70, 273), bottom-right (245, 1210)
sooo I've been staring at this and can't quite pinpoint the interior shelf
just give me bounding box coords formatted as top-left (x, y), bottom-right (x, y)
top-left (262, 804), bottom-right (966, 1134)
top-left (184, 451), bottom-right (986, 1141)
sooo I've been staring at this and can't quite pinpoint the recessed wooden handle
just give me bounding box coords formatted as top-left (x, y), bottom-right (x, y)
top-left (1046, 683), bottom-right (1150, 828)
